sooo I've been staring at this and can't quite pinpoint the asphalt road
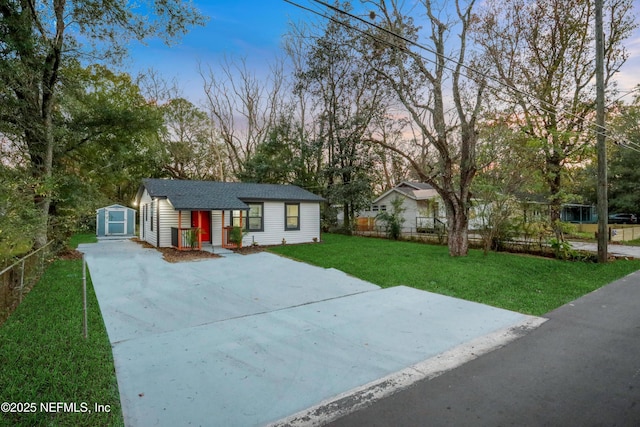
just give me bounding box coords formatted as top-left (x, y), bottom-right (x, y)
top-left (326, 269), bottom-right (640, 427)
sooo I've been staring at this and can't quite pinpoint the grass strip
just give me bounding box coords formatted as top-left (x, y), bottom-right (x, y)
top-left (0, 255), bottom-right (123, 426)
top-left (269, 233), bottom-right (640, 316)
top-left (69, 234), bottom-right (98, 248)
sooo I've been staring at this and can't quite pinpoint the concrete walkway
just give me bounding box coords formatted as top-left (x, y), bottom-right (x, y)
top-left (79, 240), bottom-right (544, 427)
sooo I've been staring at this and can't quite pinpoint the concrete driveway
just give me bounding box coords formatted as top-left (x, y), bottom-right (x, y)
top-left (79, 240), bottom-right (544, 427)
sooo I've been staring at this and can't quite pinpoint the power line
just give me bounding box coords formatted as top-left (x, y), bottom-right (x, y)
top-left (312, 0), bottom-right (634, 148)
top-left (607, 85), bottom-right (640, 107)
top-left (284, 0), bottom-right (637, 151)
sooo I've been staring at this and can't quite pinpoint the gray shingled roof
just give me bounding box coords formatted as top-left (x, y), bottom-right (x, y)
top-left (395, 182), bottom-right (434, 196)
top-left (140, 179), bottom-right (324, 210)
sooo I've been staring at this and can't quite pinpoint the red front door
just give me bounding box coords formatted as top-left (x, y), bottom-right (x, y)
top-left (191, 211), bottom-right (211, 243)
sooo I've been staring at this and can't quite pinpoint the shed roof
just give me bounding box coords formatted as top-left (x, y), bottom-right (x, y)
top-left (139, 179), bottom-right (325, 210)
top-left (96, 204), bottom-right (136, 212)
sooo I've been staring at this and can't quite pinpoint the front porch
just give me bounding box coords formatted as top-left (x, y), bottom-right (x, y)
top-left (170, 210), bottom-right (245, 251)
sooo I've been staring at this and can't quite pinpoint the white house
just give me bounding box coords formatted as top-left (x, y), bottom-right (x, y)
top-left (358, 181), bottom-right (491, 232)
top-left (359, 182), bottom-right (447, 232)
top-left (136, 179), bottom-right (324, 249)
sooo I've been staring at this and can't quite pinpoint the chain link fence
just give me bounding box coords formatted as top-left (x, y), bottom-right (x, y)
top-left (0, 241), bottom-right (54, 325)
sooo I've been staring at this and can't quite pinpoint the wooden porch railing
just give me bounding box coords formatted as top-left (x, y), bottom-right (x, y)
top-left (222, 226), bottom-right (242, 249)
top-left (171, 227), bottom-right (202, 251)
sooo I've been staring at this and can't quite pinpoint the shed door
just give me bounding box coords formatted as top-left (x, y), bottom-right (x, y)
top-left (106, 208), bottom-right (127, 235)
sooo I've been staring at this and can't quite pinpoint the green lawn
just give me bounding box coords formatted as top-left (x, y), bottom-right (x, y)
top-left (623, 238), bottom-right (640, 247)
top-left (69, 233), bottom-right (98, 248)
top-left (0, 247), bottom-right (123, 426)
top-left (2, 232), bottom-right (637, 426)
top-left (269, 233), bottom-right (640, 316)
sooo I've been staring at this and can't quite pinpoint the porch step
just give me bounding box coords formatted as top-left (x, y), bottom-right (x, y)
top-left (201, 245), bottom-right (235, 256)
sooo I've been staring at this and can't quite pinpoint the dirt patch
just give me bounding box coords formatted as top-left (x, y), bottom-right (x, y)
top-left (131, 238), bottom-right (221, 263)
top-left (157, 248), bottom-right (220, 263)
top-left (132, 238), bottom-right (154, 249)
top-left (59, 249), bottom-right (84, 260)
top-left (231, 245), bottom-right (267, 255)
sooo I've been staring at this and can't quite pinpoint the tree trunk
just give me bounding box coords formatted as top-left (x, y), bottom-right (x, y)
top-left (547, 155), bottom-right (564, 241)
top-left (445, 200), bottom-right (470, 257)
top-left (343, 202), bottom-right (351, 233)
top-left (30, 2), bottom-right (65, 249)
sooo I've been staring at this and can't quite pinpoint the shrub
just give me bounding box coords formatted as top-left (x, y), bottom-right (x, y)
top-left (376, 197), bottom-right (406, 240)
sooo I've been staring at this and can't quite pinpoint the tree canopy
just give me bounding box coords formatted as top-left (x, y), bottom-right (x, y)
top-left (1, 0), bottom-right (638, 259)
top-left (0, 0), bottom-right (206, 247)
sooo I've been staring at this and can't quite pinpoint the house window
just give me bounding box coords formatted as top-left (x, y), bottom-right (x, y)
top-left (380, 205), bottom-right (387, 211)
top-left (150, 201), bottom-right (154, 231)
top-left (372, 205), bottom-right (379, 212)
top-left (232, 210), bottom-right (245, 228)
top-left (247, 203), bottom-right (263, 232)
top-left (285, 203), bottom-right (300, 230)
top-left (142, 205), bottom-right (147, 238)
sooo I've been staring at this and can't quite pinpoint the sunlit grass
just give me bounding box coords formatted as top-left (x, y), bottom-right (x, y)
top-left (69, 233), bottom-right (98, 249)
top-left (0, 257), bottom-right (123, 426)
top-left (269, 233), bottom-right (640, 316)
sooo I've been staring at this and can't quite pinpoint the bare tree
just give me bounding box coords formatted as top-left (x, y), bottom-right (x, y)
top-left (289, 6), bottom-right (387, 230)
top-left (137, 71), bottom-right (229, 181)
top-left (363, 0), bottom-right (486, 256)
top-left (199, 57), bottom-right (289, 178)
top-left (368, 113), bottom-right (412, 193)
top-left (473, 0), bottom-right (636, 239)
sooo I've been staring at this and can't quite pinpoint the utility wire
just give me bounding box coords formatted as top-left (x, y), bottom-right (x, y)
top-left (284, 0), bottom-right (639, 151)
top-left (311, 0), bottom-right (638, 149)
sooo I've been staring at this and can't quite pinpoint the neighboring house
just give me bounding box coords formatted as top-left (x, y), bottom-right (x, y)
top-left (358, 182), bottom-right (448, 232)
top-left (355, 182), bottom-right (597, 234)
top-left (136, 179), bottom-right (324, 249)
top-left (517, 195), bottom-right (597, 224)
top-left (561, 204), bottom-right (597, 223)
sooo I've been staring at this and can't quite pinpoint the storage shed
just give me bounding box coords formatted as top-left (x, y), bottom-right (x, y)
top-left (96, 204), bottom-right (136, 237)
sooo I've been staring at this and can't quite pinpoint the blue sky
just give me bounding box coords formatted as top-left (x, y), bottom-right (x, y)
top-left (125, 0), bottom-right (320, 101)
top-left (124, 0), bottom-right (640, 103)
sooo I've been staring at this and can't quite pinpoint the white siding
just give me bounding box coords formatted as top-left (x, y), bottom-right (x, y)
top-left (243, 202), bottom-right (320, 246)
top-left (138, 191), bottom-right (188, 248)
top-left (139, 189), bottom-right (157, 247)
top-left (157, 199), bottom-right (181, 247)
top-left (361, 192), bottom-right (420, 229)
top-left (212, 211), bottom-right (223, 246)
top-left (382, 193), bottom-right (420, 230)
top-left (359, 191), bottom-right (447, 231)
top-left (140, 190), bottom-right (320, 248)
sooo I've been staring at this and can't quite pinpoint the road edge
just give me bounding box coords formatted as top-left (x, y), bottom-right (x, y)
top-left (268, 316), bottom-right (547, 427)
